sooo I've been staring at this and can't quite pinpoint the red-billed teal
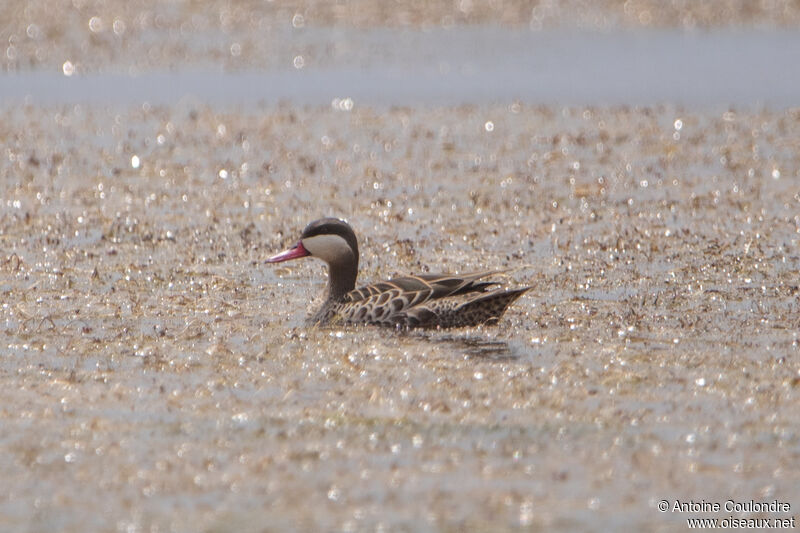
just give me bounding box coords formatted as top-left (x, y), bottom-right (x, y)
top-left (267, 218), bottom-right (530, 328)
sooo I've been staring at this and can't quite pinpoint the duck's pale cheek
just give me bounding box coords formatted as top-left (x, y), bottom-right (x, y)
top-left (302, 234), bottom-right (353, 262)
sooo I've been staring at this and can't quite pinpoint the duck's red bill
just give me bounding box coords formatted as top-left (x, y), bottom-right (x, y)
top-left (266, 241), bottom-right (309, 263)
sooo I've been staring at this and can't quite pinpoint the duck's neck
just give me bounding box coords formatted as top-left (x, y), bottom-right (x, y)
top-left (325, 256), bottom-right (358, 301)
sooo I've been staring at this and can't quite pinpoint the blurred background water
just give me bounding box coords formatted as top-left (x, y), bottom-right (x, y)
top-left (3, 4), bottom-right (800, 107)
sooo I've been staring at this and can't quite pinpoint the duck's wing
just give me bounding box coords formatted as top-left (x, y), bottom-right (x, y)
top-left (401, 286), bottom-right (531, 328)
top-left (340, 270), bottom-right (517, 326)
top-left (412, 270), bottom-right (507, 297)
top-left (345, 270), bottom-right (506, 303)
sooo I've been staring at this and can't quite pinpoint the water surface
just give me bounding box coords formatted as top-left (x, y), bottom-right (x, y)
top-left (3, 28), bottom-right (800, 106)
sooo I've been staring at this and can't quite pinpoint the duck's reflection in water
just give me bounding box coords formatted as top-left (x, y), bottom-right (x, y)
top-left (415, 332), bottom-right (519, 361)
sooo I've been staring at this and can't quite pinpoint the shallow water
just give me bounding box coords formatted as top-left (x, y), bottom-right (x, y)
top-left (3, 3), bottom-right (800, 530)
top-left (1, 100), bottom-right (799, 531)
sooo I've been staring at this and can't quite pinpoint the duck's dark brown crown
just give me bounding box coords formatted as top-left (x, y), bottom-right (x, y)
top-left (301, 217), bottom-right (359, 259)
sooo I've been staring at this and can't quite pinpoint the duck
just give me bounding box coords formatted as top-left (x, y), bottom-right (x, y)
top-left (267, 217), bottom-right (530, 328)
